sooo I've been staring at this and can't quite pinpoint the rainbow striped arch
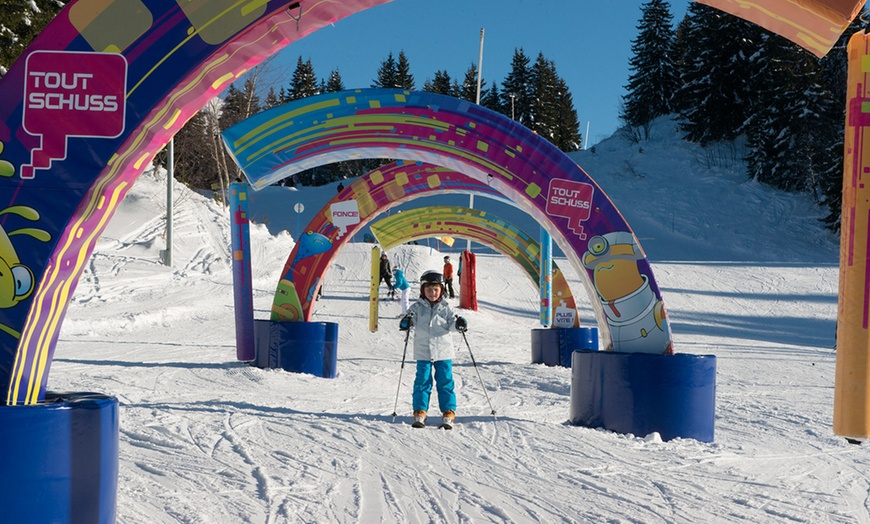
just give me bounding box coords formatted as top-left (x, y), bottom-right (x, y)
top-left (222, 88), bottom-right (675, 356)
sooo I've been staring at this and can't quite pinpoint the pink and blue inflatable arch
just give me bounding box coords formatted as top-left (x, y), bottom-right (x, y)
top-left (268, 160), bottom-right (506, 322)
top-left (223, 89), bottom-right (675, 356)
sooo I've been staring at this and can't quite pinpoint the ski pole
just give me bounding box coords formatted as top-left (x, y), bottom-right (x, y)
top-left (459, 329), bottom-right (497, 418)
top-left (391, 322), bottom-right (412, 422)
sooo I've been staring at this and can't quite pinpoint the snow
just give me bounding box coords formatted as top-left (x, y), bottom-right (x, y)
top-left (50, 117), bottom-right (867, 523)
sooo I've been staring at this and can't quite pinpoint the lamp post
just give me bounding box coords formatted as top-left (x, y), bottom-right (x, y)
top-left (509, 93), bottom-right (515, 120)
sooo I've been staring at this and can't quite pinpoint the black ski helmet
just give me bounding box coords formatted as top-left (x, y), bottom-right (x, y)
top-left (420, 270), bottom-right (444, 285)
top-left (420, 270), bottom-right (445, 296)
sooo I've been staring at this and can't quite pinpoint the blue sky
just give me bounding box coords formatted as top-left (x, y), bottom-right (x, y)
top-left (269, 0), bottom-right (691, 146)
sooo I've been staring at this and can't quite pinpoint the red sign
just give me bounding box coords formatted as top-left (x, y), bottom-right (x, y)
top-left (545, 178), bottom-right (594, 239)
top-left (21, 51), bottom-right (127, 179)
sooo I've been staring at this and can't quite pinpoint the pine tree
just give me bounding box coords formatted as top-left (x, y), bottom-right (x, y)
top-left (0, 0), bottom-right (65, 77)
top-left (481, 81), bottom-right (504, 115)
top-left (528, 54), bottom-right (581, 152)
top-left (263, 87), bottom-right (281, 110)
top-left (372, 52), bottom-right (398, 88)
top-left (621, 0), bottom-right (679, 131)
top-left (530, 53), bottom-right (560, 140)
top-left (324, 68), bottom-right (345, 92)
top-left (670, 13), bottom-right (692, 103)
top-left (219, 85), bottom-right (244, 129)
top-left (553, 76), bottom-right (582, 152)
top-left (424, 70), bottom-right (455, 96)
top-left (501, 48), bottom-right (533, 124)
top-left (744, 33), bottom-right (824, 192)
top-left (287, 56), bottom-right (319, 101)
top-left (395, 51), bottom-right (415, 89)
top-left (676, 4), bottom-right (762, 144)
top-left (459, 63), bottom-right (485, 102)
top-left (169, 110), bottom-right (219, 189)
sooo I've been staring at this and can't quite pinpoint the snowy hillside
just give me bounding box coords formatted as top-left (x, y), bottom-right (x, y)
top-left (47, 119), bottom-right (865, 523)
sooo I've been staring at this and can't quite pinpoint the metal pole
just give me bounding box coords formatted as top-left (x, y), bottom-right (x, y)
top-left (391, 325), bottom-right (413, 422)
top-left (459, 330), bottom-right (496, 418)
top-left (165, 138), bottom-right (173, 267)
top-left (469, 28), bottom-right (485, 251)
top-left (475, 28), bottom-right (484, 104)
top-left (585, 121), bottom-right (591, 150)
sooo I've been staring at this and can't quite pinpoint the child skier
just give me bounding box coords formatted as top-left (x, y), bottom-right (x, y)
top-left (393, 268), bottom-right (411, 315)
top-left (399, 270), bottom-right (468, 429)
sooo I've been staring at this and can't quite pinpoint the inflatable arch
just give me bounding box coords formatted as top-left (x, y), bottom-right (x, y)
top-left (0, 0), bottom-right (393, 405)
top-left (224, 89), bottom-right (674, 356)
top-left (368, 205), bottom-right (581, 328)
top-left (269, 160), bottom-right (507, 321)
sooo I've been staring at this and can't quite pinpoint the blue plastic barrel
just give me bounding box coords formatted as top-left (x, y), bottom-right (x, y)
top-left (559, 327), bottom-right (599, 367)
top-left (530, 328), bottom-right (560, 366)
top-left (570, 351), bottom-right (716, 442)
top-left (0, 392), bottom-right (119, 523)
top-left (252, 320), bottom-right (338, 378)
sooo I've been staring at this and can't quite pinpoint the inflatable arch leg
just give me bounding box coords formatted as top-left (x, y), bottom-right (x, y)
top-left (230, 182), bottom-right (255, 362)
top-left (459, 250), bottom-right (477, 311)
top-left (835, 31), bottom-right (870, 442)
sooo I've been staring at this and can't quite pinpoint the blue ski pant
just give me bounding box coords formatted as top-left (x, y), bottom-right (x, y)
top-left (412, 359), bottom-right (456, 413)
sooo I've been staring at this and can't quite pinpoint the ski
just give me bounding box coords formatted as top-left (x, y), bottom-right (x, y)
top-left (411, 421), bottom-right (425, 428)
top-left (438, 423), bottom-right (453, 430)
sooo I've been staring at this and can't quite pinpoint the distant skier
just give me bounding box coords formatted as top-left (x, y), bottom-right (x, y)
top-left (399, 270), bottom-right (468, 429)
top-left (379, 252), bottom-right (395, 299)
top-left (393, 268), bottom-right (411, 314)
top-left (443, 256), bottom-right (456, 299)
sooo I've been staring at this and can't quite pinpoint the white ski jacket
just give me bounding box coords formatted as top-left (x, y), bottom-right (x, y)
top-left (407, 296), bottom-right (459, 362)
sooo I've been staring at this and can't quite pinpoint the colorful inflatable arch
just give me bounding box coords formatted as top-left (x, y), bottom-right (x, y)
top-left (270, 160), bottom-right (506, 322)
top-left (369, 205), bottom-right (581, 328)
top-left (835, 31), bottom-right (870, 441)
top-left (0, 0), bottom-right (394, 405)
top-left (224, 88), bottom-right (675, 356)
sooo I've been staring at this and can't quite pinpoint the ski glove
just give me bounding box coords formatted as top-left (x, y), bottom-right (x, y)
top-left (399, 315), bottom-right (413, 331)
top-left (455, 316), bottom-right (468, 332)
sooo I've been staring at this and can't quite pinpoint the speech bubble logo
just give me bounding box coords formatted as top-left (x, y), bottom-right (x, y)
top-left (553, 300), bottom-right (576, 328)
top-left (330, 199), bottom-right (360, 238)
top-left (545, 178), bottom-right (594, 240)
top-left (21, 51), bottom-right (127, 179)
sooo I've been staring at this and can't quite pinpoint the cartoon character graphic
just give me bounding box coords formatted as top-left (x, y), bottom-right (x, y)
top-left (583, 231), bottom-right (672, 354)
top-left (0, 205), bottom-right (51, 338)
top-left (290, 231), bottom-right (332, 271)
top-left (272, 279), bottom-right (302, 321)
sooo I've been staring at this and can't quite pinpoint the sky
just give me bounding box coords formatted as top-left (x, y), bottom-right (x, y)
top-left (266, 0), bottom-right (691, 145)
top-left (42, 116), bottom-right (865, 522)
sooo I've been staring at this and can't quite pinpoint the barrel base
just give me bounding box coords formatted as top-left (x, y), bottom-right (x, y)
top-left (0, 392), bottom-right (119, 523)
top-left (253, 320), bottom-right (338, 378)
top-left (569, 351), bottom-right (716, 442)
